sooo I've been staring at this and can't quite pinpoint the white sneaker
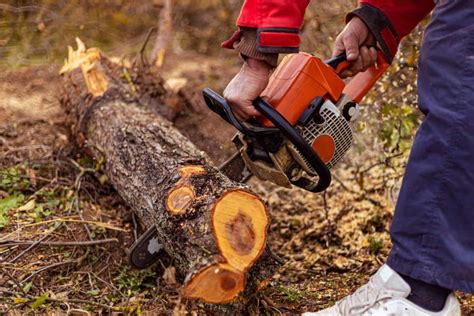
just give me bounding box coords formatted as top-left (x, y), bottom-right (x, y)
top-left (302, 265), bottom-right (461, 316)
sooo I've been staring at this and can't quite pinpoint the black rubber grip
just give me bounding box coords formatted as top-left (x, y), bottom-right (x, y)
top-left (325, 52), bottom-right (347, 70)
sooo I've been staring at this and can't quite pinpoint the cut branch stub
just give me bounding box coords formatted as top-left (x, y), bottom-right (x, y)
top-left (166, 165), bottom-right (205, 215)
top-left (166, 185), bottom-right (195, 215)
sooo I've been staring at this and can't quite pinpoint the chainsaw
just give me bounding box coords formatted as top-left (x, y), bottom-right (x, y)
top-left (204, 50), bottom-right (389, 192)
top-left (128, 50), bottom-right (389, 269)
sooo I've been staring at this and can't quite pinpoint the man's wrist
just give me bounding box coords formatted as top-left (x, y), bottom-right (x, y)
top-left (233, 27), bottom-right (279, 67)
top-left (244, 56), bottom-right (273, 72)
top-left (346, 3), bottom-right (399, 63)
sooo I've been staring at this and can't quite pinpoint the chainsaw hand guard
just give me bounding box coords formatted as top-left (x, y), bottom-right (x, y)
top-left (203, 88), bottom-right (278, 137)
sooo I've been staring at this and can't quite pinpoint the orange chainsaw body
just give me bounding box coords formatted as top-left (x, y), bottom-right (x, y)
top-left (260, 53), bottom-right (345, 127)
top-left (259, 52), bottom-right (389, 127)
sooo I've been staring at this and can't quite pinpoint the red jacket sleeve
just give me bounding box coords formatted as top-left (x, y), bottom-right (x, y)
top-left (223, 0), bottom-right (435, 63)
top-left (348, 1), bottom-right (434, 62)
top-left (222, 0), bottom-right (310, 54)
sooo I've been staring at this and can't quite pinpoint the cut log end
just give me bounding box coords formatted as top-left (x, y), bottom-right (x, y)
top-left (166, 185), bottom-right (195, 215)
top-left (181, 189), bottom-right (269, 304)
top-left (213, 190), bottom-right (268, 271)
top-left (181, 263), bottom-right (245, 304)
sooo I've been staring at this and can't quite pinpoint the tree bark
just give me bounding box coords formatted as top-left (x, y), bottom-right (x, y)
top-left (59, 39), bottom-right (279, 307)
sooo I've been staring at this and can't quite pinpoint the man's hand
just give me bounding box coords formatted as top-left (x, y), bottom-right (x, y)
top-left (223, 58), bottom-right (272, 121)
top-left (333, 17), bottom-right (378, 78)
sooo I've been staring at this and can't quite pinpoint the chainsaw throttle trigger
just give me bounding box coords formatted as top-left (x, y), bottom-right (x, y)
top-left (203, 88), bottom-right (278, 137)
top-left (253, 97), bottom-right (331, 192)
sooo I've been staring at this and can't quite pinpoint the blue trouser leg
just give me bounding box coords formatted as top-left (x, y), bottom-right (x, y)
top-left (387, 0), bottom-right (474, 293)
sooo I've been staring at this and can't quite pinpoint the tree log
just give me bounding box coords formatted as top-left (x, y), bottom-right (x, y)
top-left (59, 39), bottom-right (279, 306)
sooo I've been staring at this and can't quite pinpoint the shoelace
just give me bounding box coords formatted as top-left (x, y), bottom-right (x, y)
top-left (335, 276), bottom-right (395, 315)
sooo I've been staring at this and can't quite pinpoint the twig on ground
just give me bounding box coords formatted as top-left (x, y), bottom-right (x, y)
top-left (7, 222), bottom-right (62, 264)
top-left (0, 266), bottom-right (25, 294)
top-left (90, 271), bottom-right (126, 299)
top-left (0, 217), bottom-right (85, 242)
top-left (0, 238), bottom-right (118, 248)
top-left (21, 260), bottom-right (78, 284)
top-left (21, 218), bottom-right (125, 231)
top-left (69, 158), bottom-right (96, 240)
top-left (322, 191), bottom-right (329, 221)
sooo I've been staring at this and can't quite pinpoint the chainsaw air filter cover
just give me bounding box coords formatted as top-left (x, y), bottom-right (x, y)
top-left (291, 100), bottom-right (353, 175)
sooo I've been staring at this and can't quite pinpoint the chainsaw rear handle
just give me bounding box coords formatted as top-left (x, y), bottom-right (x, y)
top-left (325, 50), bottom-right (389, 103)
top-left (253, 97), bottom-right (331, 192)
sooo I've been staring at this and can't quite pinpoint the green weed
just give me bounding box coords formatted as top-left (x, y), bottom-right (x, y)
top-left (369, 237), bottom-right (383, 255)
top-left (113, 267), bottom-right (157, 299)
top-left (0, 193), bottom-right (24, 227)
top-left (276, 285), bottom-right (307, 303)
top-left (0, 165), bottom-right (30, 193)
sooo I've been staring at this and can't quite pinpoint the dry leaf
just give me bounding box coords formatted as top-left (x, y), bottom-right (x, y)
top-left (163, 266), bottom-right (177, 286)
top-left (17, 199), bottom-right (36, 212)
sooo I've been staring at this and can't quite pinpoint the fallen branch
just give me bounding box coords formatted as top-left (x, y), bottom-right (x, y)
top-left (21, 260), bottom-right (78, 283)
top-left (7, 222), bottom-right (62, 264)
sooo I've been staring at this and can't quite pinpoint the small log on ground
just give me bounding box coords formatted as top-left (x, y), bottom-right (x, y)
top-left (59, 39), bottom-right (279, 306)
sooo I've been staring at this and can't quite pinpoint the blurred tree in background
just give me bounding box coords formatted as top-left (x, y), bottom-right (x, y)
top-left (0, 0), bottom-right (241, 66)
